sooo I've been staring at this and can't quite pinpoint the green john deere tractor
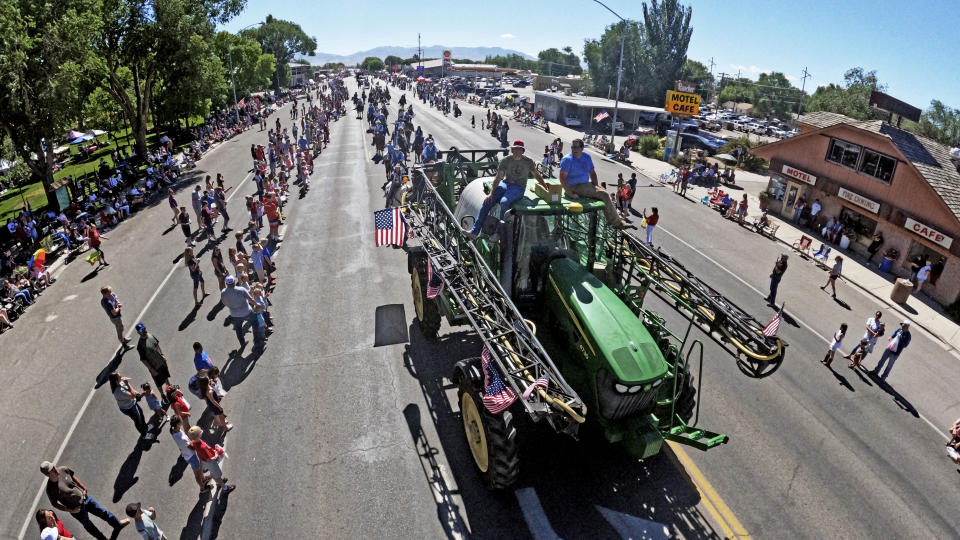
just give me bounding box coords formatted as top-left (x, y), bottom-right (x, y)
top-left (403, 149), bottom-right (784, 489)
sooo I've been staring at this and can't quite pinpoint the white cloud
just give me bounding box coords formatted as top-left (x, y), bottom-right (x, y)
top-left (500, 33), bottom-right (514, 38)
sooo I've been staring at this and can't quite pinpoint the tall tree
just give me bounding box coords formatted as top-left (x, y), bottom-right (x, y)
top-left (583, 0), bottom-right (692, 106)
top-left (638, 0), bottom-right (692, 105)
top-left (916, 100), bottom-right (960, 147)
top-left (0, 0), bottom-right (101, 205)
top-left (752, 72), bottom-right (802, 120)
top-left (383, 55), bottom-right (404, 68)
top-left (806, 67), bottom-right (887, 121)
top-left (90, 0), bottom-right (245, 158)
top-left (244, 14), bottom-right (316, 91)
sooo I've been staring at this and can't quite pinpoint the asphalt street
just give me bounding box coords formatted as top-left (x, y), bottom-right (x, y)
top-left (3, 77), bottom-right (960, 540)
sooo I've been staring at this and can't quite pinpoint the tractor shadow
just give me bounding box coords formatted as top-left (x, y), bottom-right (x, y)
top-left (401, 324), bottom-right (726, 539)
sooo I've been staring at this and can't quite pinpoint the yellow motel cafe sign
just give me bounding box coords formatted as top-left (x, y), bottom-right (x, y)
top-left (664, 90), bottom-right (700, 116)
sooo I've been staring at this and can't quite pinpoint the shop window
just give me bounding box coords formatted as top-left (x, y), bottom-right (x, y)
top-left (826, 138), bottom-right (861, 169)
top-left (858, 149), bottom-right (897, 183)
top-left (839, 207), bottom-right (877, 245)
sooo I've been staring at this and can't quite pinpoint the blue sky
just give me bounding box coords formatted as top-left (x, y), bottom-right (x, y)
top-left (223, 0), bottom-right (958, 109)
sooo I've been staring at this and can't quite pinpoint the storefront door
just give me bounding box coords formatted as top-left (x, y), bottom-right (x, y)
top-left (781, 181), bottom-right (803, 219)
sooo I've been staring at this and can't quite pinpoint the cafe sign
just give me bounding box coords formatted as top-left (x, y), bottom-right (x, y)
top-left (837, 187), bottom-right (880, 214)
top-left (904, 217), bottom-right (953, 249)
top-left (781, 164), bottom-right (817, 185)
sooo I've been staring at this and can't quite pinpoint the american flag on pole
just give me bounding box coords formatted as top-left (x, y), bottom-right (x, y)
top-left (426, 258), bottom-right (444, 298)
top-left (762, 305), bottom-right (783, 337)
top-left (374, 208), bottom-right (407, 246)
top-left (594, 110), bottom-right (610, 123)
top-left (521, 375), bottom-right (549, 401)
top-left (237, 98), bottom-right (246, 109)
top-left (481, 346), bottom-right (517, 414)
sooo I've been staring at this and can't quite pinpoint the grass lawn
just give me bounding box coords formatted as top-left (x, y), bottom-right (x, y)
top-left (0, 121), bottom-right (201, 221)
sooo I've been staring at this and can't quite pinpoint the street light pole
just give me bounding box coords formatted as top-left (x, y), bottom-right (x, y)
top-left (593, 0), bottom-right (628, 149)
top-left (230, 22), bottom-right (265, 125)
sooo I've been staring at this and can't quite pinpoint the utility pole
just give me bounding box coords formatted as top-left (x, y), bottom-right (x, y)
top-left (797, 66), bottom-right (812, 119)
top-left (418, 33), bottom-right (422, 71)
top-left (592, 0), bottom-right (628, 148)
top-left (708, 57), bottom-right (716, 107)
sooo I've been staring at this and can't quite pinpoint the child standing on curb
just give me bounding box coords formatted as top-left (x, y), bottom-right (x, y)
top-left (822, 323), bottom-right (847, 367)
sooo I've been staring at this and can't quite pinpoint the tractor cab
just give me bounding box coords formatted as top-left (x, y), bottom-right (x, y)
top-left (454, 177), bottom-right (607, 304)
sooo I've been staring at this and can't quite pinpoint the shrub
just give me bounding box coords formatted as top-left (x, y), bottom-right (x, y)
top-left (719, 136), bottom-right (768, 174)
top-left (636, 135), bottom-right (661, 158)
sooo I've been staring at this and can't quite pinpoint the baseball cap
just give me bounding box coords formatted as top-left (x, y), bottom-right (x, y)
top-left (510, 140), bottom-right (525, 150)
top-left (40, 527), bottom-right (59, 540)
top-left (135, 322), bottom-right (146, 333)
top-left (125, 501), bottom-right (141, 518)
top-left (901, 320), bottom-right (911, 326)
top-left (225, 275), bottom-right (236, 285)
top-left (39, 461), bottom-right (54, 474)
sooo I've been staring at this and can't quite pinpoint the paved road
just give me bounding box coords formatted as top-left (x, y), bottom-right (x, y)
top-left (4, 77), bottom-right (960, 540)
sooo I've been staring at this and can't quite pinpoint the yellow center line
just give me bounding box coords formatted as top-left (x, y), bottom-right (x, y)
top-left (667, 441), bottom-right (751, 539)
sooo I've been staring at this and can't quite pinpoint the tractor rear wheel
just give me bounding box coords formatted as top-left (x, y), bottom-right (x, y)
top-left (455, 358), bottom-right (520, 490)
top-left (410, 253), bottom-right (441, 339)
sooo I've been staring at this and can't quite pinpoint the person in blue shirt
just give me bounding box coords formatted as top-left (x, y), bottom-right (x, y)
top-left (421, 138), bottom-right (438, 163)
top-left (870, 320), bottom-right (911, 380)
top-left (558, 139), bottom-right (628, 229)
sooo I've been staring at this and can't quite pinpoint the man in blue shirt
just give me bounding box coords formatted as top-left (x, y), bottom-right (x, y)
top-left (421, 138), bottom-right (438, 163)
top-left (558, 139), bottom-right (628, 229)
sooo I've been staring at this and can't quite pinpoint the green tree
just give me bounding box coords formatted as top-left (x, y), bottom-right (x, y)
top-left (752, 72), bottom-right (802, 120)
top-left (806, 67), bottom-right (887, 120)
top-left (383, 55), bottom-right (404, 68)
top-left (322, 62), bottom-right (346, 70)
top-left (916, 99), bottom-right (960, 147)
top-left (243, 14), bottom-right (317, 90)
top-left (0, 0), bottom-right (101, 205)
top-left (360, 57), bottom-right (385, 71)
top-left (154, 33), bottom-right (227, 128)
top-left (90, 0), bottom-right (244, 158)
top-left (538, 47), bottom-right (582, 76)
top-left (483, 54), bottom-right (538, 71)
top-left (583, 0), bottom-right (692, 106)
top-left (213, 32), bottom-right (276, 97)
top-left (679, 59), bottom-right (714, 103)
top-left (638, 0), bottom-right (693, 105)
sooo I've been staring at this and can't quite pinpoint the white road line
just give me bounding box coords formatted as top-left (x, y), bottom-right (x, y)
top-left (514, 488), bottom-right (563, 540)
top-left (655, 225), bottom-right (949, 441)
top-left (17, 170), bottom-right (256, 540)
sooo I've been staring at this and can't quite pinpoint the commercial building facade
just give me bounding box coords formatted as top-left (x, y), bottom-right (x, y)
top-left (752, 111), bottom-right (960, 305)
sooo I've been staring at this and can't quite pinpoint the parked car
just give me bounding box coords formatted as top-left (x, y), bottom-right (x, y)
top-left (512, 80), bottom-right (529, 88)
top-left (564, 116), bottom-right (583, 127)
top-left (674, 132), bottom-right (726, 155)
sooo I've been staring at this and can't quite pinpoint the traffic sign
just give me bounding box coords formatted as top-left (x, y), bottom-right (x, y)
top-left (664, 90), bottom-right (700, 116)
top-left (416, 65), bottom-right (424, 72)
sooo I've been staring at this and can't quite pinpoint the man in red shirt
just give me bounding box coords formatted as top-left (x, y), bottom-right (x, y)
top-left (86, 224), bottom-right (109, 267)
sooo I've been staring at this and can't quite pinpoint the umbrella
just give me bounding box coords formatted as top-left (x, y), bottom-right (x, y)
top-left (416, 77), bottom-right (428, 82)
top-left (70, 135), bottom-right (93, 144)
top-left (66, 130), bottom-right (86, 140)
top-left (87, 129), bottom-right (107, 137)
top-left (713, 153), bottom-right (737, 162)
top-left (54, 146), bottom-right (70, 155)
top-left (30, 249), bottom-right (46, 269)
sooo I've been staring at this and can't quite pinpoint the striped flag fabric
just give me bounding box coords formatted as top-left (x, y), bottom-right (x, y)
top-left (521, 375), bottom-right (549, 401)
top-left (762, 305), bottom-right (783, 337)
top-left (594, 110), bottom-right (610, 123)
top-left (374, 207), bottom-right (407, 246)
top-left (426, 258), bottom-right (444, 298)
top-left (481, 346), bottom-right (517, 414)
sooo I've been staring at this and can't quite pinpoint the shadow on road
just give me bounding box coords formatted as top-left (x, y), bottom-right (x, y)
top-left (112, 443), bottom-right (143, 502)
top-left (179, 304), bottom-right (201, 331)
top-left (400, 324), bottom-right (725, 539)
top-left (95, 349), bottom-right (128, 388)
top-left (206, 302), bottom-right (225, 321)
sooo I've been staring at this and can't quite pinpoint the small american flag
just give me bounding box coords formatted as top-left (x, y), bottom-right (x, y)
top-left (521, 375), bottom-right (549, 401)
top-left (594, 110), bottom-right (610, 123)
top-left (762, 305), bottom-right (783, 337)
top-left (481, 346), bottom-right (517, 414)
top-left (374, 208), bottom-right (407, 246)
top-left (426, 258), bottom-right (444, 299)
top-left (237, 98), bottom-right (245, 109)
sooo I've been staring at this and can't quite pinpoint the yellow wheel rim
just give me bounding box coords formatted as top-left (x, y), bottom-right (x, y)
top-left (412, 268), bottom-right (425, 321)
top-left (461, 392), bottom-right (489, 472)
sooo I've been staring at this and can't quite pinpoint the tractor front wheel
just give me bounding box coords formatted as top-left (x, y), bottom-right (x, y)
top-left (455, 358), bottom-right (520, 490)
top-left (410, 253), bottom-right (441, 339)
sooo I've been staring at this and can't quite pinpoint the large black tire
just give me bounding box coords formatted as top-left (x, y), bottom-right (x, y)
top-left (675, 371), bottom-right (697, 424)
top-left (410, 252), bottom-right (441, 339)
top-left (454, 358), bottom-right (520, 490)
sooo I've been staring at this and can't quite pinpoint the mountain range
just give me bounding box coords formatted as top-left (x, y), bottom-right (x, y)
top-left (297, 45), bottom-right (536, 66)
